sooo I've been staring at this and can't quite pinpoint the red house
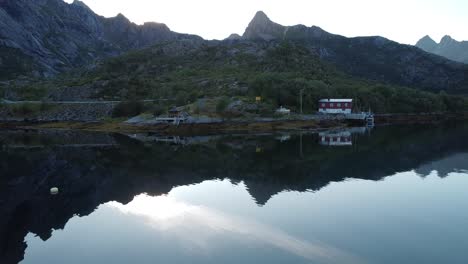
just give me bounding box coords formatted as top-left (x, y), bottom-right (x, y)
top-left (318, 99), bottom-right (353, 114)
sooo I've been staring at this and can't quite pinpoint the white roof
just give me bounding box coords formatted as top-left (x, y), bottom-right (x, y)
top-left (319, 99), bottom-right (353, 103)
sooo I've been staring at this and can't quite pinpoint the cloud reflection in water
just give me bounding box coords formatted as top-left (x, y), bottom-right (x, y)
top-left (108, 194), bottom-right (365, 264)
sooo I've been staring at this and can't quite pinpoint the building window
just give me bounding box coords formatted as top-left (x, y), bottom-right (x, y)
top-left (345, 103), bottom-right (348, 107)
top-left (330, 103), bottom-right (334, 107)
top-left (337, 103), bottom-right (341, 107)
top-left (321, 103), bottom-right (325, 107)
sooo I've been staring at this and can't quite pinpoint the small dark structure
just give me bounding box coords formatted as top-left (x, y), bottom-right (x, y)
top-left (168, 107), bottom-right (182, 118)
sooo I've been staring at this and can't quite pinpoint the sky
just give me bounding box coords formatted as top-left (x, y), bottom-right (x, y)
top-left (64, 0), bottom-right (467, 44)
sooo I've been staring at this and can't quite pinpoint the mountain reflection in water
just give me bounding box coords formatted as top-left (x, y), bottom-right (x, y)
top-left (0, 124), bottom-right (468, 264)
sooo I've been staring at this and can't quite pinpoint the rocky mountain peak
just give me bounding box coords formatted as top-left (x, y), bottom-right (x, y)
top-left (242, 11), bottom-right (285, 40)
top-left (115, 12), bottom-right (130, 22)
top-left (225, 33), bottom-right (242, 40)
top-left (416, 35), bottom-right (438, 52)
top-left (72, 0), bottom-right (91, 10)
top-left (440, 35), bottom-right (455, 45)
top-left (251, 11), bottom-right (272, 25)
top-left (420, 35), bottom-right (436, 43)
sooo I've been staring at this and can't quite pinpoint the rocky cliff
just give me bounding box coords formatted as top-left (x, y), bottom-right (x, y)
top-left (0, 0), bottom-right (202, 79)
top-left (416, 35), bottom-right (468, 64)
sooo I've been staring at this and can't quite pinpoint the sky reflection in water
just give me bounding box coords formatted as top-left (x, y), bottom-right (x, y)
top-left (22, 170), bottom-right (468, 264)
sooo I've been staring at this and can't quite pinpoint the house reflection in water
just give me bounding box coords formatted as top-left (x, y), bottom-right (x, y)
top-left (319, 127), bottom-right (368, 147)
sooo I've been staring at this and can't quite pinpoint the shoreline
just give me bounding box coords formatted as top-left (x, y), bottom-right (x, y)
top-left (1, 112), bottom-right (467, 136)
top-left (0, 113), bottom-right (468, 136)
top-left (0, 119), bottom-right (346, 136)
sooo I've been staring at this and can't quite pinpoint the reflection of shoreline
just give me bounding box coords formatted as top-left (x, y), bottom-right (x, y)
top-left (125, 127), bottom-right (370, 146)
top-left (127, 134), bottom-right (221, 145)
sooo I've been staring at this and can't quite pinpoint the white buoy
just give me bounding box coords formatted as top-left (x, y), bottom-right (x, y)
top-left (50, 187), bottom-right (59, 195)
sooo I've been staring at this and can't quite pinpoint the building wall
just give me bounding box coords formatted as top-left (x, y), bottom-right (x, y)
top-left (319, 108), bottom-right (352, 114)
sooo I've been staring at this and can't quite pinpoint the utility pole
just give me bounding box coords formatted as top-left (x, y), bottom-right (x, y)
top-left (300, 88), bottom-right (305, 115)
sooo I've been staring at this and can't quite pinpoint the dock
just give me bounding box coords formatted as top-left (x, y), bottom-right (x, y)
top-left (344, 112), bottom-right (375, 127)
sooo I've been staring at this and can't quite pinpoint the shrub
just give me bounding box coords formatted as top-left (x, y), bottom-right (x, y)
top-left (152, 104), bottom-right (166, 116)
top-left (216, 97), bottom-right (230, 113)
top-left (112, 101), bottom-right (145, 118)
top-left (10, 103), bottom-right (41, 116)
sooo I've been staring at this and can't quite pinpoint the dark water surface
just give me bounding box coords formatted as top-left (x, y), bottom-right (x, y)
top-left (1, 125), bottom-right (468, 264)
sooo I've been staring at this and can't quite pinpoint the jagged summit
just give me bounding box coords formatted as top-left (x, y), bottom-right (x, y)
top-left (241, 10), bottom-right (333, 41)
top-left (440, 35), bottom-right (455, 44)
top-left (420, 35), bottom-right (436, 43)
top-left (242, 11), bottom-right (285, 40)
top-left (416, 35), bottom-right (468, 64)
top-left (416, 35), bottom-right (438, 52)
top-left (72, 0), bottom-right (91, 10)
top-left (251, 11), bottom-right (272, 25)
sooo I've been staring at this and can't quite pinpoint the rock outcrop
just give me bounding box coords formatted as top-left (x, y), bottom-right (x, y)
top-left (416, 35), bottom-right (468, 64)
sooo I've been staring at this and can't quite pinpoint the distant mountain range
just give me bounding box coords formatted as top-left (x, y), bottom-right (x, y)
top-left (238, 11), bottom-right (468, 94)
top-left (416, 35), bottom-right (468, 64)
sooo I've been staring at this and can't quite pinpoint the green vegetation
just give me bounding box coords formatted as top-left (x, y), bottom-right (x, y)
top-left (151, 104), bottom-right (167, 117)
top-left (0, 101), bottom-right (57, 117)
top-left (112, 101), bottom-right (146, 118)
top-left (216, 97), bottom-right (230, 113)
top-left (12, 41), bottom-right (468, 114)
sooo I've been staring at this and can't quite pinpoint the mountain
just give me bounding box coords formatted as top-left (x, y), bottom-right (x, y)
top-left (2, 7), bottom-right (468, 112)
top-left (11, 40), bottom-right (466, 114)
top-left (416, 35), bottom-right (438, 52)
top-left (241, 11), bottom-right (468, 94)
top-left (0, 0), bottom-right (202, 80)
top-left (242, 11), bottom-right (286, 40)
top-left (416, 35), bottom-right (468, 64)
top-left (225, 33), bottom-right (242, 40)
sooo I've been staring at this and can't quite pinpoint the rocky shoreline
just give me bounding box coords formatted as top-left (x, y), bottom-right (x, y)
top-left (0, 119), bottom-right (346, 136)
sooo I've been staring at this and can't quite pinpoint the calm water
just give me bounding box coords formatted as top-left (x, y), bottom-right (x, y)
top-left (1, 125), bottom-right (468, 264)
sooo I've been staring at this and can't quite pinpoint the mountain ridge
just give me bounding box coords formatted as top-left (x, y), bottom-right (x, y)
top-left (0, 0), bottom-right (202, 79)
top-left (1, 5), bottom-right (468, 99)
top-left (238, 12), bottom-right (468, 94)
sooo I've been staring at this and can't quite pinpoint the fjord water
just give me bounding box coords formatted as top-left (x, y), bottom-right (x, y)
top-left (1, 125), bottom-right (467, 264)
